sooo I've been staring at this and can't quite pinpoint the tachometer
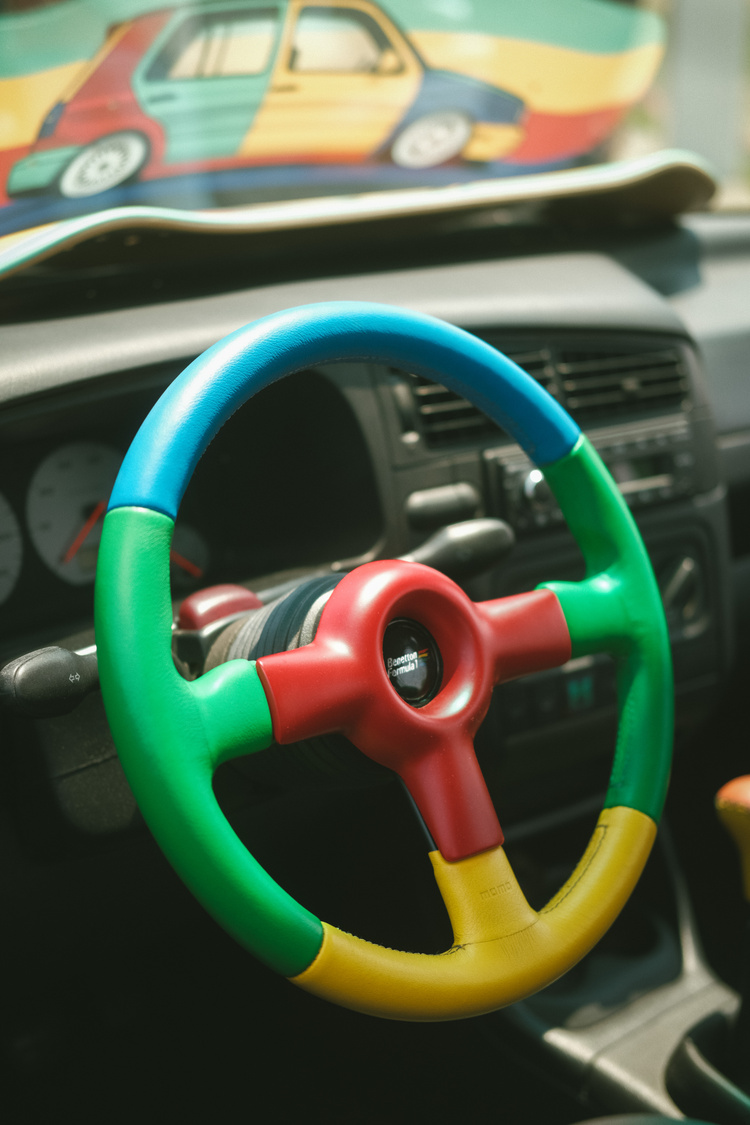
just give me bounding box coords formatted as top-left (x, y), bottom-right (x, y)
top-left (26, 442), bottom-right (122, 585)
top-left (0, 491), bottom-right (22, 606)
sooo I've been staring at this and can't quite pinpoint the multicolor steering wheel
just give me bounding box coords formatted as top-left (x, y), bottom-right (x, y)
top-left (95, 302), bottom-right (672, 1021)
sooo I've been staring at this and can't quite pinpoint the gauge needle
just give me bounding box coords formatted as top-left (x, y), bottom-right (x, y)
top-left (170, 549), bottom-right (203, 579)
top-left (61, 499), bottom-right (107, 565)
top-left (62, 501), bottom-right (203, 577)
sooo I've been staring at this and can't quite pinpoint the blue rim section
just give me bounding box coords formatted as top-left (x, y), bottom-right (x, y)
top-left (108, 302), bottom-right (580, 518)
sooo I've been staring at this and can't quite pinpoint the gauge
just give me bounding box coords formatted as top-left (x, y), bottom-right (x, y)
top-left (170, 523), bottom-right (210, 593)
top-left (0, 491), bottom-right (22, 606)
top-left (26, 442), bottom-right (122, 585)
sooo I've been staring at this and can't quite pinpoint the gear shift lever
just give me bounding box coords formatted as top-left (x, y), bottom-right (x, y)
top-left (715, 776), bottom-right (750, 1084)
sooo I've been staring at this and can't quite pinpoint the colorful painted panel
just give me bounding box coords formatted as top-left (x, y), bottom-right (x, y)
top-left (0, 0), bottom-right (665, 234)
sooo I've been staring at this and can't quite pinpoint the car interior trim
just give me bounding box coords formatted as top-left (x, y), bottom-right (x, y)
top-left (0, 253), bottom-right (687, 409)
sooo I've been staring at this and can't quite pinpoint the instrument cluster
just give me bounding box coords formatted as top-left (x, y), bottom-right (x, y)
top-left (0, 436), bottom-right (211, 595)
top-left (0, 361), bottom-right (383, 651)
top-left (0, 366), bottom-right (190, 646)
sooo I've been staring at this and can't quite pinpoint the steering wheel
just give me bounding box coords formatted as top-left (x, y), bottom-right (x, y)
top-left (95, 302), bottom-right (672, 1021)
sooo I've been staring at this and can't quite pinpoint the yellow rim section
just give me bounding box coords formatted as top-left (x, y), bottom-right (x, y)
top-left (290, 806), bottom-right (656, 1021)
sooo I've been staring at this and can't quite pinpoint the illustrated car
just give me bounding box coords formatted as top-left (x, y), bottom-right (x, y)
top-left (1, 1), bottom-right (749, 1123)
top-left (5, 0), bottom-right (530, 200)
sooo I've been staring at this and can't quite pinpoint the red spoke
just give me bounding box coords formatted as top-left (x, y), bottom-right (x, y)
top-left (476, 588), bottom-right (571, 684)
top-left (398, 733), bottom-right (503, 862)
top-left (257, 640), bottom-right (362, 744)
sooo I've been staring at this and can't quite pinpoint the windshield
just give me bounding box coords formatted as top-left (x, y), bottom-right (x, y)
top-left (0, 0), bottom-right (743, 243)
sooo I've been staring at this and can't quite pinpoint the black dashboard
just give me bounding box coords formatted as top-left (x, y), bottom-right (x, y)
top-left (2, 208), bottom-right (750, 1121)
top-left (0, 236), bottom-right (734, 727)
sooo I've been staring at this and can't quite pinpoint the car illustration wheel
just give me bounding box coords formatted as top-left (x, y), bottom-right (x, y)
top-left (58, 132), bottom-right (149, 198)
top-left (390, 111), bottom-right (473, 169)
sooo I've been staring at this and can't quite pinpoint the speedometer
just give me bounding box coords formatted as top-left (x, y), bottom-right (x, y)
top-left (0, 491), bottom-right (22, 606)
top-left (26, 442), bottom-right (122, 585)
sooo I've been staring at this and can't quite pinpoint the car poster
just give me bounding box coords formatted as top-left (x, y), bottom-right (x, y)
top-left (0, 0), bottom-right (665, 234)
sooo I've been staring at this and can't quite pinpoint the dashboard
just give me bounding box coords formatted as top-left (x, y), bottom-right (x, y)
top-left (2, 208), bottom-right (750, 1121)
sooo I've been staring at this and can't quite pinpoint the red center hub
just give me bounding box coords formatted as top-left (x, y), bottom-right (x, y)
top-left (256, 560), bottom-right (570, 861)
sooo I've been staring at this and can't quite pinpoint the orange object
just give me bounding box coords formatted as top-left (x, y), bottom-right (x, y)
top-left (716, 776), bottom-right (750, 903)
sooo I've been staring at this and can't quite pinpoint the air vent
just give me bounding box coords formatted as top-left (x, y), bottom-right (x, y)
top-left (408, 347), bottom-right (554, 447)
top-left (556, 347), bottom-right (689, 423)
top-left (405, 341), bottom-right (688, 448)
top-left (409, 375), bottom-right (499, 445)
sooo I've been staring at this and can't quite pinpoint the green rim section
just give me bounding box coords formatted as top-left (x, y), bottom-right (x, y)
top-left (539, 435), bottom-right (672, 822)
top-left (94, 505), bottom-right (324, 976)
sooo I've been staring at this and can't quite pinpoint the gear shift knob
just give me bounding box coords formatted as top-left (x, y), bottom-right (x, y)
top-left (715, 776), bottom-right (750, 903)
top-left (715, 776), bottom-right (750, 1087)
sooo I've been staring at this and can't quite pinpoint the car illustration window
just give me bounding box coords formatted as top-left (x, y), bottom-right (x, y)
top-left (146, 9), bottom-right (279, 81)
top-left (290, 6), bottom-right (401, 73)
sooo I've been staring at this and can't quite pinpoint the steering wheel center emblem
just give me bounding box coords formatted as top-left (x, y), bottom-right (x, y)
top-left (382, 618), bottom-right (442, 707)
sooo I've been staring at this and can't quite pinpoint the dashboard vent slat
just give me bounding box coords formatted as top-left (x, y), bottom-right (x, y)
top-left (558, 347), bottom-right (687, 421)
top-left (404, 340), bottom-right (688, 448)
top-left (408, 375), bottom-right (499, 445)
